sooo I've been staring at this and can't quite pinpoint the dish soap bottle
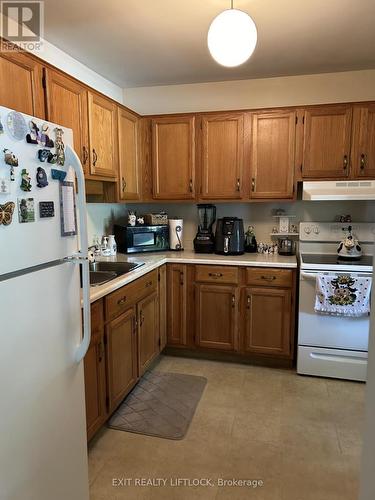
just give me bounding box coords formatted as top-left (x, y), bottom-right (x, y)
top-left (245, 225), bottom-right (257, 253)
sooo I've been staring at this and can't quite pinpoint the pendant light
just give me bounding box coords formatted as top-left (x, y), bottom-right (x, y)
top-left (207, 0), bottom-right (257, 67)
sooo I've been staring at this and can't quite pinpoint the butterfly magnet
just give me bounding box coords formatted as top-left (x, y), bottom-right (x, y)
top-left (0, 201), bottom-right (15, 226)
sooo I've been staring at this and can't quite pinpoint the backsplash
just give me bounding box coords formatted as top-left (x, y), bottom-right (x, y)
top-left (86, 201), bottom-right (375, 250)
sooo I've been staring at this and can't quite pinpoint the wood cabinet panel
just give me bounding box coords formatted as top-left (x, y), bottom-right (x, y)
top-left (158, 265), bottom-right (167, 351)
top-left (106, 307), bottom-right (138, 413)
top-left (195, 265), bottom-right (239, 284)
top-left (246, 268), bottom-right (293, 288)
top-left (352, 105), bottom-right (375, 178)
top-left (302, 105), bottom-right (352, 178)
top-left (167, 264), bottom-right (187, 346)
top-left (200, 113), bottom-right (244, 199)
top-left (45, 68), bottom-right (89, 172)
top-left (118, 107), bottom-right (140, 200)
top-left (0, 50), bottom-right (45, 117)
top-left (88, 91), bottom-right (118, 178)
top-left (250, 111), bottom-right (295, 199)
top-left (244, 287), bottom-right (292, 356)
top-left (152, 115), bottom-right (195, 199)
top-left (196, 284), bottom-right (238, 350)
top-left (138, 291), bottom-right (159, 376)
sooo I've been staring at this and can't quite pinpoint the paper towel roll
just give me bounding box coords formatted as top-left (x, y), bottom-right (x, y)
top-left (169, 219), bottom-right (184, 250)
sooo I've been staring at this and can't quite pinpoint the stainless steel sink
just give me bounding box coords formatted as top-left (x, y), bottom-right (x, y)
top-left (89, 261), bottom-right (144, 287)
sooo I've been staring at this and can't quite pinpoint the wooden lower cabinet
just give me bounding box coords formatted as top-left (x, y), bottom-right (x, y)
top-left (106, 307), bottom-right (138, 413)
top-left (167, 264), bottom-right (187, 346)
top-left (158, 265), bottom-right (167, 351)
top-left (195, 284), bottom-right (238, 351)
top-left (138, 292), bottom-right (159, 375)
top-left (84, 300), bottom-right (107, 441)
top-left (243, 287), bottom-right (292, 357)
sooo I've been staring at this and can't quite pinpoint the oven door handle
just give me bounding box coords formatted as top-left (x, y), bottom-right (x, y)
top-left (300, 271), bottom-right (318, 280)
top-left (310, 352), bottom-right (367, 364)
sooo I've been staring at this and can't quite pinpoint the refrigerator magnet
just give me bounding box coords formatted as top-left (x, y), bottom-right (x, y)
top-left (60, 181), bottom-right (77, 237)
top-left (0, 178), bottom-right (10, 194)
top-left (18, 198), bottom-right (35, 223)
top-left (20, 169), bottom-right (32, 192)
top-left (6, 111), bottom-right (27, 141)
top-left (3, 148), bottom-right (19, 167)
top-left (36, 167), bottom-right (48, 188)
top-left (0, 201), bottom-right (15, 226)
top-left (0, 115), bottom-right (4, 134)
top-left (51, 168), bottom-right (66, 182)
top-left (54, 128), bottom-right (65, 166)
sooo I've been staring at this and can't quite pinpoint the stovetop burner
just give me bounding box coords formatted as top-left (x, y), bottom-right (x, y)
top-left (301, 254), bottom-right (373, 266)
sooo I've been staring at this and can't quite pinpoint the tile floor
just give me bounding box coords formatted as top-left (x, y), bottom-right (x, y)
top-left (88, 355), bottom-right (365, 500)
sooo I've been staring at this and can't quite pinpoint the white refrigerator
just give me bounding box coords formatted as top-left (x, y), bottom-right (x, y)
top-left (0, 106), bottom-right (91, 500)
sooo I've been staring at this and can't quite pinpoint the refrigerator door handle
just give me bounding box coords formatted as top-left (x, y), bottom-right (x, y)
top-left (65, 145), bottom-right (91, 363)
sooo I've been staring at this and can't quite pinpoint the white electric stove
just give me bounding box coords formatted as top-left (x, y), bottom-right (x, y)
top-left (297, 222), bottom-right (375, 381)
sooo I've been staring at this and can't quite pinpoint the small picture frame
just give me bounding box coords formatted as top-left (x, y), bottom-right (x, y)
top-left (18, 198), bottom-right (35, 223)
top-left (60, 181), bottom-right (77, 236)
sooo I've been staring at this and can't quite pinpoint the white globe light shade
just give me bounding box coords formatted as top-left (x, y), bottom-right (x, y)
top-left (207, 9), bottom-right (257, 67)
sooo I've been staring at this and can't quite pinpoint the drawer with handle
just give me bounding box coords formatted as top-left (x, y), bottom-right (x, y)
top-left (195, 265), bottom-right (239, 284)
top-left (246, 268), bottom-right (293, 288)
top-left (105, 270), bottom-right (157, 321)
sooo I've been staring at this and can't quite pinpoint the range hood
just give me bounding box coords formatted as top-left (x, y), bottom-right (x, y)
top-left (302, 181), bottom-right (375, 201)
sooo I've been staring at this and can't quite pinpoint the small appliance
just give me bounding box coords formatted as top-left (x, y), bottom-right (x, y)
top-left (169, 218), bottom-right (184, 250)
top-left (215, 217), bottom-right (244, 255)
top-left (244, 225), bottom-right (257, 253)
top-left (113, 224), bottom-right (169, 253)
top-left (278, 237), bottom-right (296, 256)
top-left (337, 225), bottom-right (363, 260)
top-left (193, 204), bottom-right (216, 253)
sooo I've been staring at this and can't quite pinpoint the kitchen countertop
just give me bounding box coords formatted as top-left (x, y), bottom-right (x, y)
top-left (88, 251), bottom-right (297, 303)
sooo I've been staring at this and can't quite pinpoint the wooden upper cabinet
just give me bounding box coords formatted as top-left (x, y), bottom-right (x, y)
top-left (88, 91), bottom-right (118, 178)
top-left (152, 115), bottom-right (195, 199)
top-left (195, 283), bottom-right (238, 351)
top-left (302, 105), bottom-right (352, 179)
top-left (200, 113), bottom-right (244, 199)
top-left (351, 105), bottom-right (375, 178)
top-left (243, 287), bottom-right (292, 357)
top-left (250, 111), bottom-right (296, 199)
top-left (0, 50), bottom-right (45, 117)
top-left (118, 107), bottom-right (140, 200)
top-left (45, 68), bottom-right (89, 172)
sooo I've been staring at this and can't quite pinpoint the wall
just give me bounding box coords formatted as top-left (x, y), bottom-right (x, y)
top-left (1, 13), bottom-right (123, 102)
top-left (123, 69), bottom-right (375, 115)
top-left (87, 201), bottom-right (375, 250)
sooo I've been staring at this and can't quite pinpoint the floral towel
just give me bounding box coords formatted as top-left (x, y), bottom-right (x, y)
top-left (315, 274), bottom-right (372, 317)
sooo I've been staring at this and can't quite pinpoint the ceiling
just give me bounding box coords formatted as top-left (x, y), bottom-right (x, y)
top-left (43, 0), bottom-right (375, 88)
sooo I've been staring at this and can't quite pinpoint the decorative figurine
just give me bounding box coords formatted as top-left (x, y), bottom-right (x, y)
top-left (0, 201), bottom-right (15, 226)
top-left (18, 198), bottom-right (35, 223)
top-left (20, 169), bottom-right (32, 192)
top-left (137, 216), bottom-right (145, 225)
top-left (51, 168), bottom-right (66, 182)
top-left (3, 148), bottom-right (18, 167)
top-left (245, 225), bottom-right (257, 253)
top-left (26, 120), bottom-right (39, 144)
top-left (54, 128), bottom-right (65, 166)
top-left (128, 211), bottom-right (136, 226)
top-left (36, 167), bottom-right (48, 188)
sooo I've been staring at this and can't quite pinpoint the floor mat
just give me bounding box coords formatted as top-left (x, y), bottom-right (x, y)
top-left (108, 370), bottom-right (207, 440)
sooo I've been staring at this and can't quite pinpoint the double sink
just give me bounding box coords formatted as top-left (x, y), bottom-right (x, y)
top-left (89, 261), bottom-right (144, 287)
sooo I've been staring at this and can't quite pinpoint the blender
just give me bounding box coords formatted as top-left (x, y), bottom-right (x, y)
top-left (193, 204), bottom-right (216, 253)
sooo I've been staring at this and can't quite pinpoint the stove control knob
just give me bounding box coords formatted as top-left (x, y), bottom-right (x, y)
top-left (313, 226), bottom-right (320, 234)
top-left (304, 226), bottom-right (311, 234)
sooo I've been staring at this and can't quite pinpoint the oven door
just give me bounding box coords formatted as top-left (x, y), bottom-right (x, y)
top-left (298, 270), bottom-right (371, 351)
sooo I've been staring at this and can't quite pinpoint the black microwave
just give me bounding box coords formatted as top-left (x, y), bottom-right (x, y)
top-left (113, 224), bottom-right (169, 254)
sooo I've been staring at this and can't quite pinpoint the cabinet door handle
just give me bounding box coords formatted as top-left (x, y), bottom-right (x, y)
top-left (208, 272), bottom-right (223, 278)
top-left (189, 179), bottom-right (193, 193)
top-left (251, 178), bottom-right (256, 192)
top-left (98, 341), bottom-right (103, 362)
top-left (360, 154), bottom-right (366, 171)
top-left (122, 177), bottom-right (127, 192)
top-left (246, 295), bottom-right (251, 310)
top-left (117, 296), bottom-right (127, 305)
top-left (139, 311), bottom-right (144, 327)
top-left (180, 271), bottom-right (184, 286)
top-left (261, 275), bottom-right (276, 282)
top-left (236, 178), bottom-right (240, 191)
top-left (82, 146), bottom-right (88, 165)
top-left (343, 155), bottom-right (348, 171)
top-left (92, 148), bottom-right (98, 166)
top-left (232, 295), bottom-right (235, 308)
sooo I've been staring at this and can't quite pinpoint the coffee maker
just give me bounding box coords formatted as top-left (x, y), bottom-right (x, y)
top-left (193, 204), bottom-right (216, 253)
top-left (215, 218), bottom-right (245, 255)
